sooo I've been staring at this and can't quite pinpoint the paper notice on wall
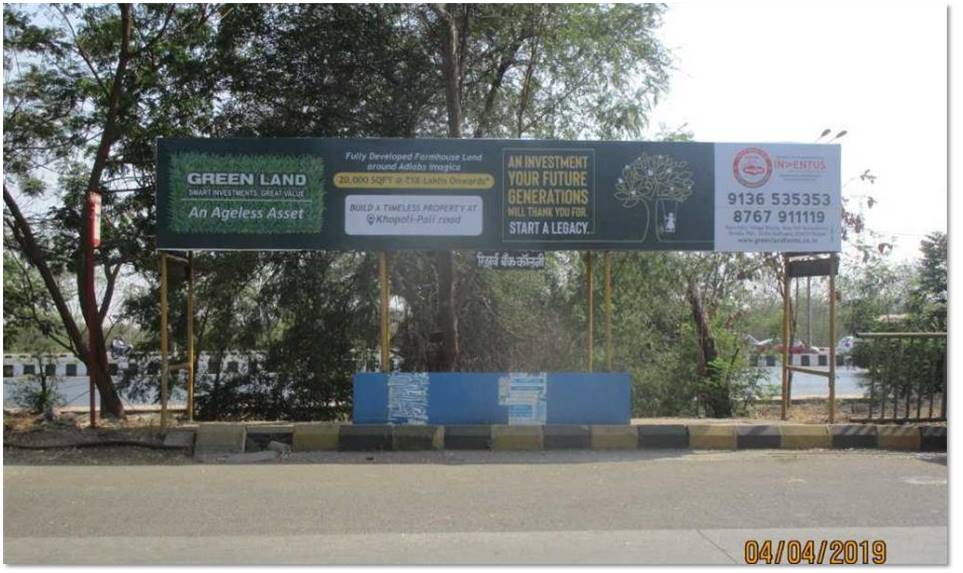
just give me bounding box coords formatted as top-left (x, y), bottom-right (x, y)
top-left (498, 372), bottom-right (547, 425)
top-left (387, 372), bottom-right (429, 425)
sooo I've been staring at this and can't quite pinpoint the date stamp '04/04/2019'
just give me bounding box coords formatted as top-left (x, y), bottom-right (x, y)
top-left (744, 539), bottom-right (887, 565)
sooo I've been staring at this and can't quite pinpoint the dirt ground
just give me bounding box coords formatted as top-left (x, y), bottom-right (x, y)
top-left (749, 399), bottom-right (868, 423)
top-left (3, 410), bottom-right (193, 466)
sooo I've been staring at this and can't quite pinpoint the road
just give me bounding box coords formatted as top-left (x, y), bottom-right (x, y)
top-left (3, 449), bottom-right (947, 564)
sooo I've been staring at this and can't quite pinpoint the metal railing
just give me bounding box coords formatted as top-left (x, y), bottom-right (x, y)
top-left (852, 332), bottom-right (946, 423)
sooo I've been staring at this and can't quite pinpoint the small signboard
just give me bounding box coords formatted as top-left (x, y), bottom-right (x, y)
top-left (475, 250), bottom-right (546, 270)
top-left (788, 257), bottom-right (839, 278)
top-left (713, 145), bottom-right (841, 252)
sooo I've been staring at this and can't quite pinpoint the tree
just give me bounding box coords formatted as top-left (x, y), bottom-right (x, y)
top-left (909, 232), bottom-right (947, 331)
top-left (113, 4), bottom-right (440, 418)
top-left (838, 247), bottom-right (912, 335)
top-left (611, 126), bottom-right (769, 416)
top-left (4, 4), bottom-right (219, 417)
top-left (410, 3), bottom-right (671, 370)
top-left (6, 3), bottom-right (678, 420)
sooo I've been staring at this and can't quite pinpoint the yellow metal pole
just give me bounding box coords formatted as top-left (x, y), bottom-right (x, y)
top-left (604, 251), bottom-right (613, 371)
top-left (187, 251), bottom-right (195, 423)
top-left (379, 251), bottom-right (390, 372)
top-left (586, 251), bottom-right (594, 372)
top-left (159, 253), bottom-right (169, 430)
top-left (781, 255), bottom-right (790, 420)
top-left (828, 255), bottom-right (837, 423)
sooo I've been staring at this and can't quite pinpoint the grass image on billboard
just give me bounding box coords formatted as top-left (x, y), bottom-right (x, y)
top-left (168, 152), bottom-right (325, 234)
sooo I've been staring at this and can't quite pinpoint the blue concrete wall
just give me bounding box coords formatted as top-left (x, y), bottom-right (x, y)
top-left (353, 372), bottom-right (630, 425)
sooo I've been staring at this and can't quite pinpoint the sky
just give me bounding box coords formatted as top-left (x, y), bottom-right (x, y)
top-left (645, 2), bottom-right (948, 261)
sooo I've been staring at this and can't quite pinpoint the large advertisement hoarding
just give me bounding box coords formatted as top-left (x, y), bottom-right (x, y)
top-left (155, 138), bottom-right (840, 253)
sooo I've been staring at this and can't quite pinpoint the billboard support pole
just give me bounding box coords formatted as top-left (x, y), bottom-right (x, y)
top-left (781, 254), bottom-right (790, 420)
top-left (785, 253), bottom-right (839, 423)
top-left (186, 251), bottom-right (195, 423)
top-left (85, 192), bottom-right (100, 428)
top-left (604, 251), bottom-right (613, 371)
top-left (379, 251), bottom-right (390, 372)
top-left (158, 253), bottom-right (170, 430)
top-left (586, 252), bottom-right (594, 372)
top-left (828, 254), bottom-right (837, 423)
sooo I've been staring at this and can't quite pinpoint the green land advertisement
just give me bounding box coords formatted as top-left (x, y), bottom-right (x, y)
top-left (167, 152), bottom-right (325, 235)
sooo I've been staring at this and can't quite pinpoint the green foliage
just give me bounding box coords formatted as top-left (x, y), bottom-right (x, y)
top-left (845, 233), bottom-right (948, 414)
top-left (11, 356), bottom-right (65, 413)
top-left (214, 4), bottom-right (437, 137)
top-left (3, 4), bottom-right (222, 412)
top-left (837, 246), bottom-right (913, 335)
top-left (850, 336), bottom-right (945, 414)
top-left (908, 232), bottom-right (947, 331)
top-left (2, 253), bottom-right (71, 353)
top-left (602, 252), bottom-right (693, 415)
top-left (449, 3), bottom-right (671, 139)
top-left (703, 352), bottom-right (775, 417)
top-left (485, 254), bottom-right (584, 371)
top-left (119, 251), bottom-right (379, 420)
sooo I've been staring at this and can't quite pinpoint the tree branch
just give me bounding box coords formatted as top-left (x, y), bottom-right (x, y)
top-left (430, 3), bottom-right (463, 138)
top-left (133, 4), bottom-right (175, 57)
top-left (54, 4), bottom-right (109, 98)
top-left (473, 44), bottom-right (521, 138)
top-left (515, 37), bottom-right (540, 137)
top-left (98, 262), bottom-right (122, 322)
top-left (4, 184), bottom-right (87, 357)
top-left (79, 3), bottom-right (132, 326)
top-left (9, 252), bottom-right (78, 354)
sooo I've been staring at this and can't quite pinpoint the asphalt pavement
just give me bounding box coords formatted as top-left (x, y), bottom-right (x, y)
top-left (3, 449), bottom-right (948, 564)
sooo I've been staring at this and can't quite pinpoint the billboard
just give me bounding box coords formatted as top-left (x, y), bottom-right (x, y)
top-left (155, 138), bottom-right (840, 252)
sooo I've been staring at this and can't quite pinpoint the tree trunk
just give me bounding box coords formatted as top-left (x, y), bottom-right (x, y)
top-left (686, 277), bottom-right (717, 375)
top-left (73, 4), bottom-right (132, 419)
top-left (687, 276), bottom-right (731, 417)
top-left (78, 204), bottom-right (126, 418)
top-left (431, 3), bottom-right (462, 371)
top-left (435, 4), bottom-right (463, 139)
top-left (5, 184), bottom-right (126, 417)
top-left (433, 250), bottom-right (459, 371)
top-left (3, 186), bottom-right (86, 354)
